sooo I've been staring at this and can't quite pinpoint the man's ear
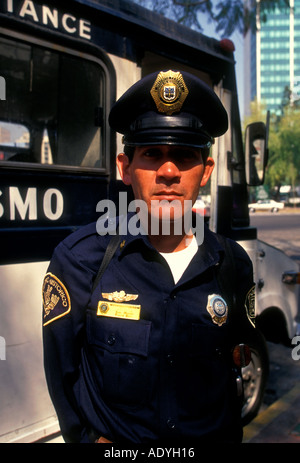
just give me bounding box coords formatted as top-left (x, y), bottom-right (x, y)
top-left (116, 153), bottom-right (132, 185)
top-left (200, 157), bottom-right (214, 187)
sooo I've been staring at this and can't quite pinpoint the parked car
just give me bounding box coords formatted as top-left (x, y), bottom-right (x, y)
top-left (248, 199), bottom-right (284, 213)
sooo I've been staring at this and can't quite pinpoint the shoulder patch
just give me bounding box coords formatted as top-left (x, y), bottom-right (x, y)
top-left (245, 285), bottom-right (256, 327)
top-left (43, 273), bottom-right (71, 326)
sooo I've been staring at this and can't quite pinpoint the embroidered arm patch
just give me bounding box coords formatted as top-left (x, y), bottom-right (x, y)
top-left (245, 285), bottom-right (256, 327)
top-left (43, 273), bottom-right (71, 326)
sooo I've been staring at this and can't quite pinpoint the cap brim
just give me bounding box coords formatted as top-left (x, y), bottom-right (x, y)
top-left (123, 126), bottom-right (212, 149)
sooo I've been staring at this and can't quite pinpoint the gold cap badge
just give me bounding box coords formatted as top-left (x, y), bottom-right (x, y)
top-left (150, 70), bottom-right (189, 115)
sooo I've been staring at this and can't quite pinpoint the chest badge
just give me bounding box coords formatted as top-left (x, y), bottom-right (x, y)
top-left (206, 294), bottom-right (228, 326)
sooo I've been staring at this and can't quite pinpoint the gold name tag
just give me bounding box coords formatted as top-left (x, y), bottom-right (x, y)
top-left (97, 301), bottom-right (141, 320)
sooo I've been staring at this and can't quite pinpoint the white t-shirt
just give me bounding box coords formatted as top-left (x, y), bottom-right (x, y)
top-left (160, 235), bottom-right (198, 284)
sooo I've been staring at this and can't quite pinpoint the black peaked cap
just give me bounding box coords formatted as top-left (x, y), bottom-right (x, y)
top-left (109, 70), bottom-right (228, 148)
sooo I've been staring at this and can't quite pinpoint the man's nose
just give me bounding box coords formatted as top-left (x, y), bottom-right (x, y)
top-left (156, 160), bottom-right (181, 181)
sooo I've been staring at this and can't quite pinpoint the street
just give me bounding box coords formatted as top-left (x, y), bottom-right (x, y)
top-left (249, 210), bottom-right (300, 411)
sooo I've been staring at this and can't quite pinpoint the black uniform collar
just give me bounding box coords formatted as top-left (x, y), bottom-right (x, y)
top-left (117, 213), bottom-right (224, 272)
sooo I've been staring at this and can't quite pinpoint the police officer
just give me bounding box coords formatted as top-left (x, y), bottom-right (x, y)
top-left (43, 70), bottom-right (256, 444)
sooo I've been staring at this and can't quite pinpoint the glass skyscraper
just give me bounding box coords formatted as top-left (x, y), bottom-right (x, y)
top-left (244, 0), bottom-right (300, 116)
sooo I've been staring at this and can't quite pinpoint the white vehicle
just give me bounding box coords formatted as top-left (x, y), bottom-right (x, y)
top-left (249, 199), bottom-right (284, 212)
top-left (0, 0), bottom-right (299, 442)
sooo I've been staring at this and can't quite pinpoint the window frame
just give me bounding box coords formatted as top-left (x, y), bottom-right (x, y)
top-left (0, 26), bottom-right (115, 176)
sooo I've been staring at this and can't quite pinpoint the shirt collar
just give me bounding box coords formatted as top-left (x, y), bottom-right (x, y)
top-left (116, 213), bottom-right (224, 270)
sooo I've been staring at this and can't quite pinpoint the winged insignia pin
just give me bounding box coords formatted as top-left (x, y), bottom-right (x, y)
top-left (101, 290), bottom-right (138, 303)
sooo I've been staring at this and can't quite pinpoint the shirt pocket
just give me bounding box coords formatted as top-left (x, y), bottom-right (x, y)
top-left (86, 312), bottom-right (152, 409)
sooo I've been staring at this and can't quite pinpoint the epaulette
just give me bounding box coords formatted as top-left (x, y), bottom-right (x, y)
top-left (63, 216), bottom-right (120, 250)
top-left (62, 222), bottom-right (98, 250)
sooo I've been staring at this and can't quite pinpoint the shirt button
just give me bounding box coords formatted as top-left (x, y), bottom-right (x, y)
top-left (215, 348), bottom-right (222, 357)
top-left (107, 334), bottom-right (116, 346)
top-left (167, 418), bottom-right (176, 430)
top-left (166, 354), bottom-right (174, 365)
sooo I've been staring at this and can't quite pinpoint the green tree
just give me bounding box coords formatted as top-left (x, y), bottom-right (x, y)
top-left (271, 106), bottom-right (300, 192)
top-left (133, 0), bottom-right (290, 37)
top-left (243, 98), bottom-right (268, 127)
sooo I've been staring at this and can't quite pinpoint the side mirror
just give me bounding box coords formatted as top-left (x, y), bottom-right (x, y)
top-left (245, 113), bottom-right (269, 186)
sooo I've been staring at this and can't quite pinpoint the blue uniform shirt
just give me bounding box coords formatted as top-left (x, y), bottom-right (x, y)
top-left (43, 215), bottom-right (255, 443)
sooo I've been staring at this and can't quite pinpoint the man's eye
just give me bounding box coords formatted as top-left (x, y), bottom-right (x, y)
top-left (174, 150), bottom-right (199, 162)
top-left (181, 152), bottom-right (194, 160)
top-left (143, 149), bottom-right (160, 158)
top-left (183, 149), bottom-right (200, 159)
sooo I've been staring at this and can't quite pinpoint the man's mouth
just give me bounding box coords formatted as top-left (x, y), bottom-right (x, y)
top-left (153, 191), bottom-right (182, 200)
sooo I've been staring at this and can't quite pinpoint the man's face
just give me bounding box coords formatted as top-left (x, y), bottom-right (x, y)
top-left (117, 145), bottom-right (214, 224)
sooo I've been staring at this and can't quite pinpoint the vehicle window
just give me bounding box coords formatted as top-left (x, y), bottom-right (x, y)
top-left (0, 121), bottom-right (30, 161)
top-left (0, 36), bottom-right (105, 169)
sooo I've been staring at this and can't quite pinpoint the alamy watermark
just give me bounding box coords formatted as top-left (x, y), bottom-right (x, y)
top-left (95, 192), bottom-right (205, 244)
top-left (0, 336), bottom-right (6, 360)
top-left (291, 335), bottom-right (300, 361)
top-left (0, 76), bottom-right (6, 100)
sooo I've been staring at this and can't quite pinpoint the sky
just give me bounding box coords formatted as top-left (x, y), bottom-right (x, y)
top-left (198, 0), bottom-right (246, 117)
top-left (136, 1), bottom-right (246, 116)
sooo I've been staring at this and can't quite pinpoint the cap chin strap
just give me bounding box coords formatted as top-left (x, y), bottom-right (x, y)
top-left (123, 114), bottom-right (213, 148)
top-left (130, 114), bottom-right (204, 131)
top-left (122, 136), bottom-right (212, 149)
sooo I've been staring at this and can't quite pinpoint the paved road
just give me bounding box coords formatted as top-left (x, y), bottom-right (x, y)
top-left (244, 210), bottom-right (300, 442)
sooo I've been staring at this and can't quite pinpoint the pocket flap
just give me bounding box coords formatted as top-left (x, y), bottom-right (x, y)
top-left (87, 314), bottom-right (151, 357)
